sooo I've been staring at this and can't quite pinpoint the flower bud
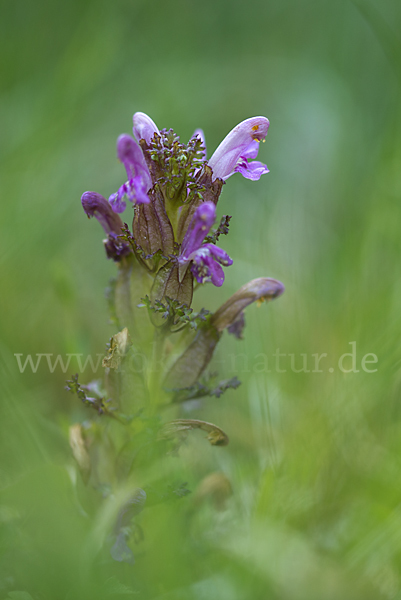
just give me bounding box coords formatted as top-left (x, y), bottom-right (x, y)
top-left (81, 191), bottom-right (125, 235)
top-left (211, 277), bottom-right (285, 332)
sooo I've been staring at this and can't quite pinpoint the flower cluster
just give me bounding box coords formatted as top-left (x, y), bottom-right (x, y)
top-left (82, 112), bottom-right (270, 294)
top-left (75, 111), bottom-right (285, 565)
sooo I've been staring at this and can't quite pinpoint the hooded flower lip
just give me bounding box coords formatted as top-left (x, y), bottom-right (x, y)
top-left (212, 277), bottom-right (285, 332)
top-left (81, 191), bottom-right (131, 260)
top-left (178, 201), bottom-right (233, 287)
top-left (109, 134), bottom-right (152, 213)
top-left (82, 191), bottom-right (125, 234)
top-left (208, 116), bottom-right (269, 182)
top-left (133, 112), bottom-right (160, 144)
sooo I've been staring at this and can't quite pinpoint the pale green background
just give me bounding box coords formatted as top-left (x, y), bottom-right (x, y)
top-left (1, 0), bottom-right (401, 598)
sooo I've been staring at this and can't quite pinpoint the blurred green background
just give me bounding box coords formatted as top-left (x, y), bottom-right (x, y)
top-left (1, 0), bottom-right (401, 598)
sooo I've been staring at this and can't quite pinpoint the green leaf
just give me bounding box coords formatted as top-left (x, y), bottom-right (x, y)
top-left (139, 294), bottom-right (210, 331)
top-left (205, 214), bottom-right (232, 244)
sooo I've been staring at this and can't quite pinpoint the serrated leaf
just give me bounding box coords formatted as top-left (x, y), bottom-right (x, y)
top-left (205, 214), bottom-right (232, 244)
top-left (170, 377), bottom-right (241, 403)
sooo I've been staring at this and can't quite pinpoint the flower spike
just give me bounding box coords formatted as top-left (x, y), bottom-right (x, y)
top-left (208, 116), bottom-right (269, 181)
top-left (77, 109), bottom-right (287, 544)
top-left (133, 112), bottom-right (160, 144)
top-left (109, 134), bottom-right (152, 213)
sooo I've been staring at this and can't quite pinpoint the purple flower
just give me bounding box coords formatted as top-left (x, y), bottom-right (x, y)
top-left (190, 244), bottom-right (233, 286)
top-left (109, 134), bottom-right (152, 213)
top-left (81, 191), bottom-right (125, 234)
top-left (178, 202), bottom-right (233, 287)
top-left (133, 112), bottom-right (160, 144)
top-left (81, 191), bottom-right (130, 260)
top-left (208, 116), bottom-right (269, 181)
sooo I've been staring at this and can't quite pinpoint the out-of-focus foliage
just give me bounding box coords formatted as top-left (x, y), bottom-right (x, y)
top-left (1, 0), bottom-right (401, 598)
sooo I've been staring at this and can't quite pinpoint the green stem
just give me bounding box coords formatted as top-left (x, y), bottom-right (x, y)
top-left (147, 329), bottom-right (167, 414)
